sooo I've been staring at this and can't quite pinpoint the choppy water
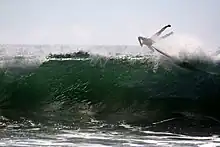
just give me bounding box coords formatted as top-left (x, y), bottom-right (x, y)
top-left (0, 44), bottom-right (220, 146)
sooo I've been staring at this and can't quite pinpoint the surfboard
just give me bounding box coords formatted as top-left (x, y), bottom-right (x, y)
top-left (151, 46), bottom-right (220, 75)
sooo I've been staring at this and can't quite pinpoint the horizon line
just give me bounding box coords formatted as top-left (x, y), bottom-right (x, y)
top-left (0, 43), bottom-right (140, 46)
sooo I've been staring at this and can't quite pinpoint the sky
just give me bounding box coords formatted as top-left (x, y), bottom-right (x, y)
top-left (0, 0), bottom-right (219, 47)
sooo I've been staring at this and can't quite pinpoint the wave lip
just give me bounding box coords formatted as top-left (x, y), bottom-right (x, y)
top-left (47, 50), bottom-right (90, 59)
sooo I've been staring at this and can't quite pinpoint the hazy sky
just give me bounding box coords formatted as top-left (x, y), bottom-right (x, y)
top-left (0, 0), bottom-right (219, 46)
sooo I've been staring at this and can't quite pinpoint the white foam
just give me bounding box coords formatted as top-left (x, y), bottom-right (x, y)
top-left (0, 44), bottom-right (218, 68)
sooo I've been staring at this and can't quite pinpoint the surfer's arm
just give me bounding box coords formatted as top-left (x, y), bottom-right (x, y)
top-left (138, 36), bottom-right (145, 47)
top-left (151, 24), bottom-right (171, 39)
top-left (159, 31), bottom-right (174, 40)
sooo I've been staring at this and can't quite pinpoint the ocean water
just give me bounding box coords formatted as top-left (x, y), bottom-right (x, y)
top-left (0, 44), bottom-right (220, 146)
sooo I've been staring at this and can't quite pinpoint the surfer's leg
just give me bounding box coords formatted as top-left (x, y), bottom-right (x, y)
top-left (148, 45), bottom-right (155, 52)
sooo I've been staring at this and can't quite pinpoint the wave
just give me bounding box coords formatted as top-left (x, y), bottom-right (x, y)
top-left (0, 45), bottom-right (220, 135)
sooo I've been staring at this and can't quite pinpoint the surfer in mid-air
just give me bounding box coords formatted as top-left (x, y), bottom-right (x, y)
top-left (137, 25), bottom-right (219, 74)
top-left (138, 24), bottom-right (173, 52)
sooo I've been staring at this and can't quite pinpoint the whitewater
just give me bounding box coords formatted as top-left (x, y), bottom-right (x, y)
top-left (0, 43), bottom-right (220, 147)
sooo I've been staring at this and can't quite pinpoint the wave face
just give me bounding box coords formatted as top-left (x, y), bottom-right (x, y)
top-left (0, 45), bottom-right (220, 135)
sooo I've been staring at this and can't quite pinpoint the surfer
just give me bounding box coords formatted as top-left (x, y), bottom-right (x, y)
top-left (138, 24), bottom-right (173, 52)
top-left (137, 26), bottom-right (219, 75)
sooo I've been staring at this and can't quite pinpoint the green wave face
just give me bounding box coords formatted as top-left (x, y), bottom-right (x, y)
top-left (0, 52), bottom-right (220, 126)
